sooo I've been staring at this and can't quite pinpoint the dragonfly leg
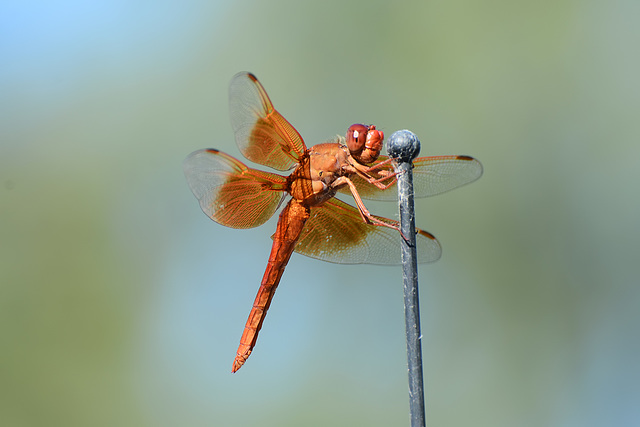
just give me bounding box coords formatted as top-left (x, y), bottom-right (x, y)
top-left (333, 177), bottom-right (409, 238)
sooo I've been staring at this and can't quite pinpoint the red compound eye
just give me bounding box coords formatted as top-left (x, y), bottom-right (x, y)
top-left (346, 123), bottom-right (368, 154)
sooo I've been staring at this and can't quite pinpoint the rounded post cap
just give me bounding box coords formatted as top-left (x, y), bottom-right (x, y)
top-left (387, 130), bottom-right (421, 162)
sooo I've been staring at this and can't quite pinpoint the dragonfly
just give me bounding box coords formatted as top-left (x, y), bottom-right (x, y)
top-left (183, 72), bottom-right (482, 372)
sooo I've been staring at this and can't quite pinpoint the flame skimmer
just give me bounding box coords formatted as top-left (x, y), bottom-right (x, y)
top-left (183, 72), bottom-right (482, 372)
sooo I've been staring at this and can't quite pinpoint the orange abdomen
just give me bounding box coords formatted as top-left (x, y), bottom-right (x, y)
top-left (232, 199), bottom-right (310, 372)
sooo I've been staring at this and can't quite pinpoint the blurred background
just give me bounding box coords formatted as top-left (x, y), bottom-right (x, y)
top-left (2, 1), bottom-right (639, 426)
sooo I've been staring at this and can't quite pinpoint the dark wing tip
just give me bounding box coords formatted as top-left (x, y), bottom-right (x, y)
top-left (417, 229), bottom-right (437, 240)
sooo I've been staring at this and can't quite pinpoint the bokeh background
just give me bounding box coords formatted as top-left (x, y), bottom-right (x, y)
top-left (2, 1), bottom-right (639, 426)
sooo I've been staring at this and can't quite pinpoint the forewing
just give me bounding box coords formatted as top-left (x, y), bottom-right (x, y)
top-left (183, 149), bottom-right (287, 229)
top-left (294, 198), bottom-right (441, 265)
top-left (412, 155), bottom-right (483, 198)
top-left (339, 155), bottom-right (483, 201)
top-left (229, 72), bottom-right (306, 170)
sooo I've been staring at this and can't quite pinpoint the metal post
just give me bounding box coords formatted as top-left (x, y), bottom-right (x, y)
top-left (388, 130), bottom-right (425, 427)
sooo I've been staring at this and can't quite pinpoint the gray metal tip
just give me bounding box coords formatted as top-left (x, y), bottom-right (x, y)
top-left (387, 130), bottom-right (421, 162)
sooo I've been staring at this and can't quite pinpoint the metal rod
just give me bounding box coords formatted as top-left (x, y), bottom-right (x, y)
top-left (388, 130), bottom-right (426, 427)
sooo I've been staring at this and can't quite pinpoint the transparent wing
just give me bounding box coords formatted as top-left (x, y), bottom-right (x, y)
top-left (339, 155), bottom-right (483, 201)
top-left (294, 198), bottom-right (441, 265)
top-left (229, 72), bottom-right (306, 171)
top-left (183, 149), bottom-right (287, 229)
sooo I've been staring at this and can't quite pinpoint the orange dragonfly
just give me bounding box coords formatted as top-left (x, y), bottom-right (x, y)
top-left (183, 72), bottom-right (482, 372)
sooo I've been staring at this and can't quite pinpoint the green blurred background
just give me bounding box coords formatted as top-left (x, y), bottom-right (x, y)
top-left (2, 1), bottom-right (639, 426)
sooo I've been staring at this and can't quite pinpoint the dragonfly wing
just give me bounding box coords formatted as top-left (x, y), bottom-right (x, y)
top-left (229, 72), bottom-right (306, 171)
top-left (293, 198), bottom-right (441, 265)
top-left (338, 154), bottom-right (483, 200)
top-left (412, 155), bottom-right (483, 197)
top-left (183, 149), bottom-right (287, 229)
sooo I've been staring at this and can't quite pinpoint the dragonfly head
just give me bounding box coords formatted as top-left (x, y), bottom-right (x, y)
top-left (346, 124), bottom-right (384, 164)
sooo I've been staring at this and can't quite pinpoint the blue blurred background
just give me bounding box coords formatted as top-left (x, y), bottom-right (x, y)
top-left (2, 1), bottom-right (639, 426)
